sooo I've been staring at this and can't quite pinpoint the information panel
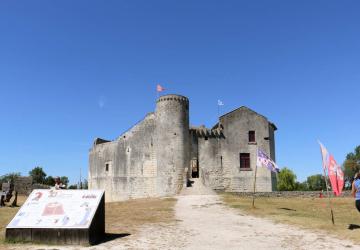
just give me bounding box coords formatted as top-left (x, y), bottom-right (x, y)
top-left (7, 189), bottom-right (104, 229)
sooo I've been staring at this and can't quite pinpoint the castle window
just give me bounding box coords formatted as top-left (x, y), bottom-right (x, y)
top-left (204, 136), bottom-right (208, 140)
top-left (105, 161), bottom-right (112, 172)
top-left (220, 156), bottom-right (223, 168)
top-left (249, 131), bottom-right (255, 142)
top-left (240, 153), bottom-right (250, 169)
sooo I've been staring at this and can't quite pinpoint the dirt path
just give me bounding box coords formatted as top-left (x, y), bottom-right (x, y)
top-left (174, 179), bottom-right (359, 250)
top-left (4, 180), bottom-right (360, 249)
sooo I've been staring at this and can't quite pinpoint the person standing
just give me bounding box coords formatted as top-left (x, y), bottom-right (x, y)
top-left (54, 177), bottom-right (66, 190)
top-left (351, 171), bottom-right (360, 212)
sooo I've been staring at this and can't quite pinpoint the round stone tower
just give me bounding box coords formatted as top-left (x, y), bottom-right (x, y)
top-left (155, 94), bottom-right (190, 196)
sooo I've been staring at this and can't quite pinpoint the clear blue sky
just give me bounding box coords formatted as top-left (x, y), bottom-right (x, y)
top-left (1, 1), bottom-right (359, 184)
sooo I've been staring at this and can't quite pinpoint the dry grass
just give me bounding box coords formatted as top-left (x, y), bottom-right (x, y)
top-left (222, 193), bottom-right (360, 242)
top-left (105, 197), bottom-right (177, 234)
top-left (0, 195), bottom-right (176, 246)
top-left (0, 195), bottom-right (27, 244)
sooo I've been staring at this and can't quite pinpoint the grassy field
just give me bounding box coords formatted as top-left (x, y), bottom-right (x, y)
top-left (0, 195), bottom-right (27, 244)
top-left (222, 193), bottom-right (360, 242)
top-left (0, 195), bottom-right (176, 246)
top-left (105, 197), bottom-right (176, 235)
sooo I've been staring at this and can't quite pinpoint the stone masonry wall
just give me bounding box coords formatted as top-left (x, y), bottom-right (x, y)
top-left (89, 113), bottom-right (157, 201)
top-left (155, 95), bottom-right (189, 196)
top-left (198, 137), bottom-right (225, 190)
top-left (208, 107), bottom-right (275, 193)
top-left (226, 190), bottom-right (352, 198)
top-left (13, 176), bottom-right (33, 195)
top-left (195, 107), bottom-right (277, 194)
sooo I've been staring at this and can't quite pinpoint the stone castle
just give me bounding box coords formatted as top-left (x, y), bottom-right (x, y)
top-left (89, 94), bottom-right (277, 201)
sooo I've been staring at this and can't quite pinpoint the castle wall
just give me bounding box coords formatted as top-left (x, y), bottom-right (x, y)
top-left (269, 124), bottom-right (277, 190)
top-left (189, 131), bottom-right (198, 163)
top-left (198, 137), bottom-right (225, 190)
top-left (219, 108), bottom-right (274, 192)
top-left (89, 113), bottom-right (157, 201)
top-left (189, 130), bottom-right (199, 179)
top-left (198, 107), bottom-right (276, 193)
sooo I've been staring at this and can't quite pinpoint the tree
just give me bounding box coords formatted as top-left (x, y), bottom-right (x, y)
top-left (44, 176), bottom-right (55, 186)
top-left (277, 167), bottom-right (297, 191)
top-left (68, 184), bottom-right (78, 189)
top-left (0, 172), bottom-right (21, 184)
top-left (60, 176), bottom-right (69, 187)
top-left (82, 179), bottom-right (88, 189)
top-left (295, 181), bottom-right (308, 191)
top-left (343, 145), bottom-right (360, 189)
top-left (29, 167), bottom-right (47, 184)
top-left (306, 174), bottom-right (326, 191)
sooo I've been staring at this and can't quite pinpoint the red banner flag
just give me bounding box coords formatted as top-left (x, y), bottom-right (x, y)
top-left (328, 155), bottom-right (339, 195)
top-left (156, 84), bottom-right (165, 92)
top-left (318, 141), bottom-right (344, 196)
top-left (336, 159), bottom-right (344, 195)
top-left (328, 155), bottom-right (344, 196)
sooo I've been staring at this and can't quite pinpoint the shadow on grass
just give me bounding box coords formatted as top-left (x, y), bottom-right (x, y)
top-left (96, 233), bottom-right (131, 244)
top-left (278, 207), bottom-right (297, 211)
top-left (348, 224), bottom-right (360, 230)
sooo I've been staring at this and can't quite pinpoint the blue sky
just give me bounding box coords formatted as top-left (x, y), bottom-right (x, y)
top-left (1, 1), bottom-right (359, 184)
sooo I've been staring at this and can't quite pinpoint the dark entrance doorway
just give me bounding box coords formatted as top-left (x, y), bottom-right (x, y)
top-left (191, 158), bottom-right (199, 178)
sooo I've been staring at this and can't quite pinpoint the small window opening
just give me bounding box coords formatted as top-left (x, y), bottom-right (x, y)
top-left (249, 131), bottom-right (255, 142)
top-left (220, 156), bottom-right (223, 168)
top-left (240, 153), bottom-right (250, 169)
top-left (105, 163), bottom-right (109, 172)
top-left (204, 136), bottom-right (208, 140)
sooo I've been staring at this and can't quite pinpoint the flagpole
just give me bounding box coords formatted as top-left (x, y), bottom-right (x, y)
top-left (252, 148), bottom-right (258, 208)
top-left (319, 144), bottom-right (335, 225)
top-left (323, 167), bottom-right (335, 225)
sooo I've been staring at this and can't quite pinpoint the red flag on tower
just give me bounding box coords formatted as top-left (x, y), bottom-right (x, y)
top-left (157, 84), bottom-right (165, 92)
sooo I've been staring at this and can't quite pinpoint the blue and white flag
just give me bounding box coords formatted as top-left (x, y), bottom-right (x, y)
top-left (257, 148), bottom-right (279, 173)
top-left (217, 100), bottom-right (224, 106)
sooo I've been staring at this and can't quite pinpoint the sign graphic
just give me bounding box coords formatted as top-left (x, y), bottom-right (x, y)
top-left (7, 189), bottom-right (104, 229)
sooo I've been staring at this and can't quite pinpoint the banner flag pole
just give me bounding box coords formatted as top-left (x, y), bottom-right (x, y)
top-left (318, 141), bottom-right (335, 225)
top-left (323, 167), bottom-right (335, 225)
top-left (252, 149), bottom-right (258, 208)
top-left (253, 148), bottom-right (280, 209)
